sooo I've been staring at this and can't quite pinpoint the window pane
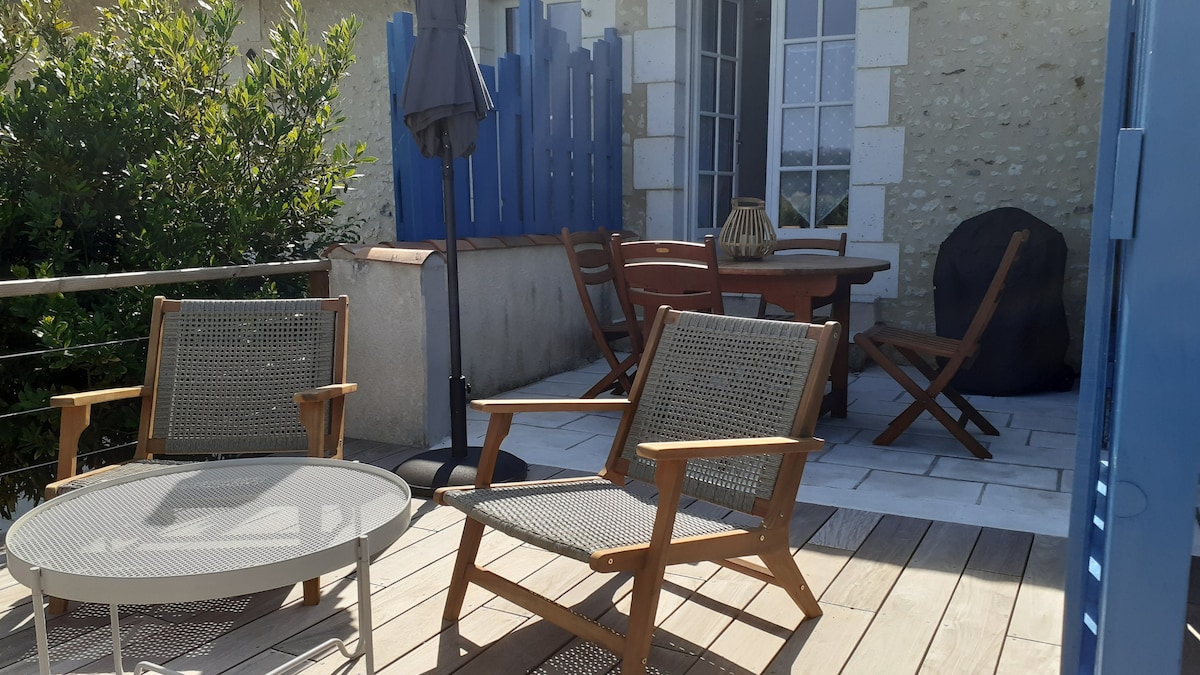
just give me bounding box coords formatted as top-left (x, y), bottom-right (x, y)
top-left (823, 0), bottom-right (856, 36)
top-left (716, 175), bottom-right (734, 226)
top-left (718, 118), bottom-right (735, 171)
top-left (720, 0), bottom-right (738, 57)
top-left (821, 41), bottom-right (855, 101)
top-left (780, 108), bottom-right (814, 167)
top-left (783, 44), bottom-right (817, 104)
top-left (698, 174), bottom-right (715, 229)
top-left (818, 106), bottom-right (853, 165)
top-left (719, 59), bottom-right (736, 114)
top-left (785, 0), bottom-right (818, 39)
top-left (547, 2), bottom-right (582, 50)
top-left (815, 171), bottom-right (850, 228)
top-left (699, 116), bottom-right (715, 171)
top-left (700, 56), bottom-right (717, 112)
top-left (779, 171), bottom-right (813, 228)
top-left (701, 0), bottom-right (718, 52)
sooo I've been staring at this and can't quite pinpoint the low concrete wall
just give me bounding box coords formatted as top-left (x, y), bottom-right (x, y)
top-left (327, 236), bottom-right (601, 447)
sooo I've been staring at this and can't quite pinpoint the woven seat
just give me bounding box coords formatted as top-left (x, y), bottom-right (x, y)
top-left (443, 478), bottom-right (738, 561)
top-left (44, 296), bottom-right (356, 608)
top-left (436, 309), bottom-right (840, 674)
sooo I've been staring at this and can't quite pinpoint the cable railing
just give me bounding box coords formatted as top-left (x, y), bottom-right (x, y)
top-left (0, 259), bottom-right (333, 489)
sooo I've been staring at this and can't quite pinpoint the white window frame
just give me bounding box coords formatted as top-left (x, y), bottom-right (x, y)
top-left (689, 0), bottom-right (744, 236)
top-left (765, 0), bottom-right (855, 238)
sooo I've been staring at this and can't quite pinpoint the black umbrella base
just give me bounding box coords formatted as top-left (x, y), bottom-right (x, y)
top-left (393, 446), bottom-right (528, 498)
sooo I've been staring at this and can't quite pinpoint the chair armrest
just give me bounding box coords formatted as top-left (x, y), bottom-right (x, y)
top-left (50, 386), bottom-right (145, 408)
top-left (471, 398), bottom-right (631, 413)
top-left (294, 383), bottom-right (358, 403)
top-left (636, 436), bottom-right (824, 461)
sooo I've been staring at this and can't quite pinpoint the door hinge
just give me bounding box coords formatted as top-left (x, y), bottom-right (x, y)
top-left (1109, 127), bottom-right (1143, 240)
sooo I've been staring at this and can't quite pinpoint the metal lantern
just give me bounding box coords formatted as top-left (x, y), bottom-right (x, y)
top-left (718, 197), bottom-right (777, 261)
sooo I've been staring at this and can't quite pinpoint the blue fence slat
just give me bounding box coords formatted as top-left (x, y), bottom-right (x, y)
top-left (571, 49), bottom-right (594, 231)
top-left (519, 0), bottom-right (540, 233)
top-left (497, 55), bottom-right (522, 235)
top-left (388, 13), bottom-right (420, 241)
top-left (529, 4), bottom-right (552, 234)
top-left (549, 29), bottom-right (572, 228)
top-left (472, 66), bottom-right (501, 233)
top-left (387, 2), bottom-right (622, 240)
top-left (605, 28), bottom-right (623, 228)
top-left (591, 36), bottom-right (612, 228)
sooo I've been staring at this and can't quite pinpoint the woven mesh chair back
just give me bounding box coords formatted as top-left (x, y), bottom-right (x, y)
top-left (152, 299), bottom-right (337, 453)
top-left (618, 312), bottom-right (821, 514)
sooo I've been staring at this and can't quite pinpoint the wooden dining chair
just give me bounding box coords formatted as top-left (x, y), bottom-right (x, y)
top-left (435, 308), bottom-right (841, 674)
top-left (757, 232), bottom-right (848, 320)
top-left (561, 227), bottom-right (637, 397)
top-left (853, 230), bottom-right (1029, 459)
top-left (610, 233), bottom-right (724, 358)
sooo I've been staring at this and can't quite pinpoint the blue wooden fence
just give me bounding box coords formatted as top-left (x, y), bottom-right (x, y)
top-left (388, 2), bottom-right (623, 241)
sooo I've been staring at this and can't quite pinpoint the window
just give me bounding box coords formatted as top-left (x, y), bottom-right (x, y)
top-left (693, 0), bottom-right (741, 231)
top-left (768, 0), bottom-right (855, 229)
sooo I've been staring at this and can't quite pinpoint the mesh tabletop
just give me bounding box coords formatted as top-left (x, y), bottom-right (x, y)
top-left (5, 458), bottom-right (412, 605)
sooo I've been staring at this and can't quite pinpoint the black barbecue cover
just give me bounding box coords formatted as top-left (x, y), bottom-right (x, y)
top-left (934, 207), bottom-right (1075, 395)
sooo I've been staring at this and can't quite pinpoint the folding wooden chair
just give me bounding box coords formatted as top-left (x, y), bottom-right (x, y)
top-left (435, 308), bottom-right (841, 674)
top-left (854, 230), bottom-right (1029, 459)
top-left (610, 233), bottom-right (724, 359)
top-left (561, 227), bottom-right (637, 397)
top-left (757, 232), bottom-right (848, 320)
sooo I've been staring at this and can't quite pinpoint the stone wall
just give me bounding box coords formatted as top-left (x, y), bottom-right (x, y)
top-left (885, 0), bottom-right (1108, 363)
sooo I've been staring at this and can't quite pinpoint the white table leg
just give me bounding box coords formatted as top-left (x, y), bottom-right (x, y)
top-left (110, 604), bottom-right (125, 675)
top-left (356, 535), bottom-right (374, 674)
top-left (30, 567), bottom-right (51, 675)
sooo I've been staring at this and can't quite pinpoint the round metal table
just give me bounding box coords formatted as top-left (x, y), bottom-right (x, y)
top-left (5, 457), bottom-right (413, 675)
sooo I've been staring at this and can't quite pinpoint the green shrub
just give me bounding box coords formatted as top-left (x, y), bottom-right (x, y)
top-left (0, 0), bottom-right (371, 515)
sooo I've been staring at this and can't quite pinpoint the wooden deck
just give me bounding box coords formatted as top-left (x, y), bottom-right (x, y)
top-left (0, 440), bottom-right (1070, 674)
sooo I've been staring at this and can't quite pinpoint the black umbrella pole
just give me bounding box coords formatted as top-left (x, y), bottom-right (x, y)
top-left (441, 131), bottom-right (469, 458)
top-left (391, 126), bottom-right (527, 497)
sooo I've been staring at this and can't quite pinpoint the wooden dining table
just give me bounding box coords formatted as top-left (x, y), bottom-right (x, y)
top-left (718, 254), bottom-right (892, 417)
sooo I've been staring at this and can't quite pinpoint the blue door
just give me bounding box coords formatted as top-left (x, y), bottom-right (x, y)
top-left (1063, 0), bottom-right (1200, 672)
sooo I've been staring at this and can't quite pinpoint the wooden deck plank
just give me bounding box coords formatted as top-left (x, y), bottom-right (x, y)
top-left (0, 491), bottom-right (1077, 675)
top-left (379, 605), bottom-right (530, 674)
top-left (918, 569), bottom-right (1022, 675)
top-left (457, 566), bottom-right (632, 675)
top-left (788, 502), bottom-right (839, 547)
top-left (966, 528), bottom-right (1034, 577)
top-left (841, 521), bottom-right (981, 675)
top-left (807, 508), bottom-right (883, 551)
top-left (763, 603), bottom-right (875, 675)
top-left (820, 515), bottom-right (931, 611)
top-left (1007, 535), bottom-right (1067, 646)
top-left (994, 635), bottom-right (1061, 675)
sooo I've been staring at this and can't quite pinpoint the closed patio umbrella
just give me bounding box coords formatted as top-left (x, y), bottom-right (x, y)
top-left (393, 0), bottom-right (527, 496)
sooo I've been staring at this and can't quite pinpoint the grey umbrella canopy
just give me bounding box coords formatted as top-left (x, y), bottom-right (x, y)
top-left (394, 0), bottom-right (525, 496)
top-left (400, 0), bottom-right (494, 159)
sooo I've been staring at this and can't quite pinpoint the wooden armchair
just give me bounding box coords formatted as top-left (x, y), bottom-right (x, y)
top-left (46, 296), bottom-right (356, 605)
top-left (610, 233), bottom-right (725, 359)
top-left (854, 230), bottom-right (1029, 458)
top-left (561, 227), bottom-right (637, 397)
top-left (436, 308), bottom-right (840, 674)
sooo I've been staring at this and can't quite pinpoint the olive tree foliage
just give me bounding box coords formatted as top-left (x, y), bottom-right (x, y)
top-left (0, 0), bottom-right (371, 515)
